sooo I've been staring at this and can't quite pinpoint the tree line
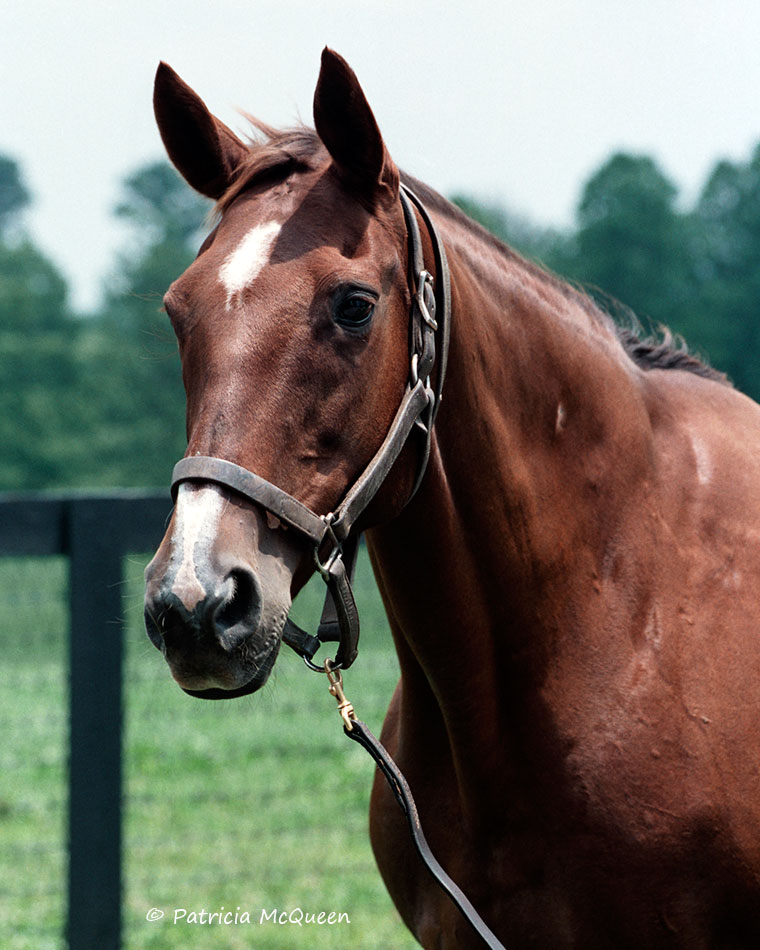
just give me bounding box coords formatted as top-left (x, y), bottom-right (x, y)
top-left (0, 159), bottom-right (208, 490)
top-left (2, 142), bottom-right (760, 491)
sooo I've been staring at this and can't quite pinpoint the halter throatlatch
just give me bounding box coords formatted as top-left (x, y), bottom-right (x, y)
top-left (170, 183), bottom-right (451, 672)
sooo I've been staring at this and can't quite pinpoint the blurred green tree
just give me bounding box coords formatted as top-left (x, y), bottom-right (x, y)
top-left (5, 140), bottom-right (760, 493)
top-left (687, 145), bottom-right (760, 396)
top-left (0, 154), bottom-right (31, 233)
top-left (85, 160), bottom-right (211, 486)
top-left (451, 156), bottom-right (739, 392)
top-left (0, 154), bottom-right (84, 489)
top-left (450, 193), bottom-right (571, 269)
top-left (114, 162), bottom-right (209, 247)
top-left (563, 153), bottom-right (692, 331)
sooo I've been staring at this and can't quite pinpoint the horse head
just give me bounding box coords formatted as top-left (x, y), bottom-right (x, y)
top-left (144, 50), bottom-right (424, 698)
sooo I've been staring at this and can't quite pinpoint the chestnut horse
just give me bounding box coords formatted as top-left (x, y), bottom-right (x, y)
top-left (144, 49), bottom-right (760, 947)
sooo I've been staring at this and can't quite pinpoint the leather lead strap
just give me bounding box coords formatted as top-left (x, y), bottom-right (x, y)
top-left (346, 718), bottom-right (506, 950)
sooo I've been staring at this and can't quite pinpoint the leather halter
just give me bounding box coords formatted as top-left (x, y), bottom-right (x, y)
top-left (170, 183), bottom-right (451, 672)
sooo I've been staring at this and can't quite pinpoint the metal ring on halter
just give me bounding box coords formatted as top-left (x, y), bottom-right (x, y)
top-left (302, 652), bottom-right (337, 673)
top-left (300, 632), bottom-right (344, 674)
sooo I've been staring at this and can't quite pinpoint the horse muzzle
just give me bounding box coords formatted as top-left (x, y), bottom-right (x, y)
top-left (143, 482), bottom-right (296, 698)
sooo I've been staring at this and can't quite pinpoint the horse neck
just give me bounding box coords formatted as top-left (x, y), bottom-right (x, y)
top-left (367, 203), bottom-right (655, 813)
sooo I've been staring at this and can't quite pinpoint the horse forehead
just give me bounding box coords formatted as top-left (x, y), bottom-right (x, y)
top-left (215, 219), bottom-right (395, 304)
top-left (218, 219), bottom-right (282, 306)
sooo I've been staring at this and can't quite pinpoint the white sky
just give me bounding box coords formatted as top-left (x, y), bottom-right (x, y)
top-left (2, 0), bottom-right (760, 311)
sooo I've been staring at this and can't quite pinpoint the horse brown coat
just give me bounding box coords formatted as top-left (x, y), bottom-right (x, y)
top-left (145, 49), bottom-right (760, 947)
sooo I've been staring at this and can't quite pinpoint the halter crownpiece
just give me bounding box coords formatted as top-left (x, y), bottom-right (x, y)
top-left (170, 183), bottom-right (451, 671)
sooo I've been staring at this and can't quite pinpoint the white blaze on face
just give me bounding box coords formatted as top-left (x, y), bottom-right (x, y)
top-left (170, 483), bottom-right (227, 611)
top-left (219, 220), bottom-right (282, 308)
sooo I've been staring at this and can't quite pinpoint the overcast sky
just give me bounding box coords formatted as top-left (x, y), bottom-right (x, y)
top-left (3, 0), bottom-right (760, 311)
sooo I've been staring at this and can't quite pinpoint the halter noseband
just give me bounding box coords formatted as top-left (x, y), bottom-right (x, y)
top-left (169, 183), bottom-right (451, 672)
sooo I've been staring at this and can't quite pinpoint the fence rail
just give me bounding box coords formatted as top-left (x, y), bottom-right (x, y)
top-left (0, 491), bottom-right (171, 950)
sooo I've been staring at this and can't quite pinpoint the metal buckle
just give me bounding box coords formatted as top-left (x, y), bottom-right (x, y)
top-left (410, 353), bottom-right (437, 410)
top-left (313, 513), bottom-right (341, 580)
top-left (415, 270), bottom-right (438, 330)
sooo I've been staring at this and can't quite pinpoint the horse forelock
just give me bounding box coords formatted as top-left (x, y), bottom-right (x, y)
top-left (214, 123), bottom-right (325, 216)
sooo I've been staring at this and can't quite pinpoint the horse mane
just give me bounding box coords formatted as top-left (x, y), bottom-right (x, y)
top-left (401, 174), bottom-right (729, 386)
top-left (602, 305), bottom-right (728, 384)
top-left (218, 124), bottom-right (728, 386)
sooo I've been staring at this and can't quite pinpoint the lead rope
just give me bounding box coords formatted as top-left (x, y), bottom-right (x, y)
top-left (324, 661), bottom-right (506, 950)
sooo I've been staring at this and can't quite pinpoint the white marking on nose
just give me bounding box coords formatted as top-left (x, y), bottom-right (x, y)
top-left (219, 220), bottom-right (282, 308)
top-left (171, 483), bottom-right (226, 611)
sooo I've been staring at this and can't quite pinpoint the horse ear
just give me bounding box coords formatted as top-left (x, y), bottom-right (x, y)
top-left (313, 48), bottom-right (399, 205)
top-left (153, 62), bottom-right (248, 199)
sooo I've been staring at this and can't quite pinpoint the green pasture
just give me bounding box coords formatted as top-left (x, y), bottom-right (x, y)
top-left (1, 549), bottom-right (417, 949)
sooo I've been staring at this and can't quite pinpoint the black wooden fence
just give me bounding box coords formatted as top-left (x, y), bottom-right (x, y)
top-left (0, 491), bottom-right (170, 950)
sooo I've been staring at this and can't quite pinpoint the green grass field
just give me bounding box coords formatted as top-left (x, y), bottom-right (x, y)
top-left (1, 549), bottom-right (418, 949)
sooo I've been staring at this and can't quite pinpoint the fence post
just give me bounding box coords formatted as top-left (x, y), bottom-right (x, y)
top-left (66, 498), bottom-right (124, 950)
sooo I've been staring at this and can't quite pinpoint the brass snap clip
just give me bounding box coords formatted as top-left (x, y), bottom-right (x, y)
top-left (325, 659), bottom-right (355, 731)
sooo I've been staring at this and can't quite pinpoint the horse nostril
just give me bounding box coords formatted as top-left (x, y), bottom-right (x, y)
top-left (144, 594), bottom-right (193, 652)
top-left (144, 567), bottom-right (262, 655)
top-left (214, 568), bottom-right (262, 643)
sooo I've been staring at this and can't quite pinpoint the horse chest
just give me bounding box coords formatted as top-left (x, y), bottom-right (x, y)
top-left (371, 679), bottom-right (760, 948)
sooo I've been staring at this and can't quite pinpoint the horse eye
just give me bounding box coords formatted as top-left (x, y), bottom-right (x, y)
top-left (334, 293), bottom-right (375, 328)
